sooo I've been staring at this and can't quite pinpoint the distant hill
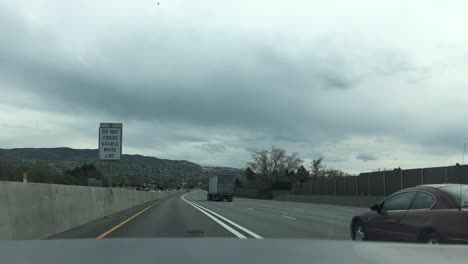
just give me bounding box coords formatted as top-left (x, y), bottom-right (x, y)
top-left (0, 148), bottom-right (98, 161)
top-left (0, 148), bottom-right (203, 181)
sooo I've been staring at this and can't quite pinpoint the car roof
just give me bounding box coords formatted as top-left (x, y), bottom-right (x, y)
top-left (418, 184), bottom-right (468, 189)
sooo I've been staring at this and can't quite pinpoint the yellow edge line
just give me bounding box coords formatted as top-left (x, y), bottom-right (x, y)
top-left (96, 201), bottom-right (160, 239)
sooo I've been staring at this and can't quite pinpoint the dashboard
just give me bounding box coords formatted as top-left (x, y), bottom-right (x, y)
top-left (1, 238), bottom-right (467, 264)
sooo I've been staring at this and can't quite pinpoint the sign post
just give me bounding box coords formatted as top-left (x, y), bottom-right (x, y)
top-left (99, 123), bottom-right (123, 187)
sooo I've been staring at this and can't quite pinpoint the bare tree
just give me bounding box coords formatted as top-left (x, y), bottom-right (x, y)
top-left (244, 167), bottom-right (255, 181)
top-left (324, 168), bottom-right (348, 178)
top-left (247, 146), bottom-right (303, 190)
top-left (266, 146), bottom-right (286, 177)
top-left (285, 152), bottom-right (303, 172)
top-left (310, 157), bottom-right (325, 178)
top-left (248, 149), bottom-right (270, 177)
top-left (309, 158), bottom-right (349, 178)
top-left (291, 165), bottom-right (309, 183)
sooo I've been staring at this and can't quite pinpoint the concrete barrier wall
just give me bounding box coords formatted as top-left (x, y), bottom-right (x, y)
top-left (312, 179), bottom-right (318, 194)
top-left (345, 176), bottom-right (357, 195)
top-left (447, 166), bottom-right (468, 184)
top-left (403, 169), bottom-right (421, 189)
top-left (318, 177), bottom-right (325, 195)
top-left (327, 178), bottom-right (335, 195)
top-left (423, 167), bottom-right (445, 184)
top-left (272, 165), bottom-right (468, 207)
top-left (272, 193), bottom-right (385, 208)
top-left (357, 173), bottom-right (370, 196)
top-left (0, 181), bottom-right (176, 240)
top-left (384, 170), bottom-right (401, 195)
top-left (235, 188), bottom-right (273, 199)
top-left (370, 172), bottom-right (384, 196)
top-left (336, 177), bottom-right (346, 195)
top-left (235, 188), bottom-right (261, 199)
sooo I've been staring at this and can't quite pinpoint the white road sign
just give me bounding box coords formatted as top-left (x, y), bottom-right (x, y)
top-left (99, 123), bottom-right (122, 160)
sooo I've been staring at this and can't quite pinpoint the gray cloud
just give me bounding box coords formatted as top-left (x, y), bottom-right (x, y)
top-left (356, 153), bottom-right (379, 162)
top-left (1, 0), bottom-right (468, 172)
top-left (197, 143), bottom-right (227, 153)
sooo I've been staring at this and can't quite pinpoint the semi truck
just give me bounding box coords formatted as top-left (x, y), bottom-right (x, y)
top-left (207, 174), bottom-right (236, 202)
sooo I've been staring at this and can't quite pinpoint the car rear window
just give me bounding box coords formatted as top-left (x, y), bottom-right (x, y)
top-left (438, 186), bottom-right (468, 205)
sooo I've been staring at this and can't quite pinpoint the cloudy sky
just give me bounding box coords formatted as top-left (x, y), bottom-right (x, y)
top-left (1, 0), bottom-right (468, 173)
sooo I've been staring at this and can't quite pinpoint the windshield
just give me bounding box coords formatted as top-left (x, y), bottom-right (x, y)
top-left (1, 0), bottom-right (468, 252)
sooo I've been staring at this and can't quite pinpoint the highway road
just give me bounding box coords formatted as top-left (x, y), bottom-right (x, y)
top-left (50, 190), bottom-right (367, 240)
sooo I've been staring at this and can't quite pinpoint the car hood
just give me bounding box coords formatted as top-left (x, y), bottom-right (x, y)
top-left (1, 238), bottom-right (467, 264)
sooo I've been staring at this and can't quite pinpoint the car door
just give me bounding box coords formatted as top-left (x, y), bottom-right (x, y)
top-left (367, 191), bottom-right (416, 241)
top-left (397, 191), bottom-right (436, 242)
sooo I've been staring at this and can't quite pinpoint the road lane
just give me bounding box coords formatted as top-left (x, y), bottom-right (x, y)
top-left (49, 194), bottom-right (181, 239)
top-left (50, 191), bottom-right (235, 239)
top-left (184, 191), bottom-right (367, 239)
top-left (51, 190), bottom-right (366, 240)
top-left (181, 193), bottom-right (263, 239)
top-left (180, 193), bottom-right (248, 238)
top-left (105, 191), bottom-right (234, 238)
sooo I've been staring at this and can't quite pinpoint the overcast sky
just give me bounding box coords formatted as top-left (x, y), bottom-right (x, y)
top-left (1, 0), bottom-right (468, 173)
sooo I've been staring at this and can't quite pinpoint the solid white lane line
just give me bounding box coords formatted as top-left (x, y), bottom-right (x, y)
top-left (187, 200), bottom-right (263, 239)
top-left (281, 215), bottom-right (297, 220)
top-left (248, 208), bottom-right (254, 211)
top-left (182, 193), bottom-right (264, 239)
top-left (180, 194), bottom-right (247, 239)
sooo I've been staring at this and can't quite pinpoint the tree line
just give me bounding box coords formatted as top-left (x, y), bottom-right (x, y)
top-left (0, 160), bottom-right (105, 186)
top-left (0, 159), bottom-right (186, 189)
top-left (238, 146), bottom-right (349, 196)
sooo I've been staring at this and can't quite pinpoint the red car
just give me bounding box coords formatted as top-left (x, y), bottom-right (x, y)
top-left (351, 184), bottom-right (468, 244)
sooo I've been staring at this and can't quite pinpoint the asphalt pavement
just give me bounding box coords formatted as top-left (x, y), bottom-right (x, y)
top-left (51, 190), bottom-right (367, 240)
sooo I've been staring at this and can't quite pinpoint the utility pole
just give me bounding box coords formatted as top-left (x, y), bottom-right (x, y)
top-left (463, 143), bottom-right (467, 165)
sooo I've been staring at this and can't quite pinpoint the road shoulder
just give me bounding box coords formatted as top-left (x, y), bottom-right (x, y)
top-left (48, 192), bottom-right (180, 239)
